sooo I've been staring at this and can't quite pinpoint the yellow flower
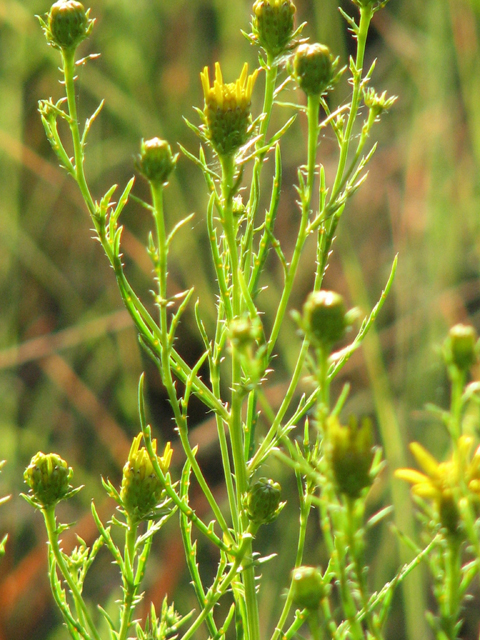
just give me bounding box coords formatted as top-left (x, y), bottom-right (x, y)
top-left (200, 62), bottom-right (259, 156)
top-left (395, 437), bottom-right (475, 534)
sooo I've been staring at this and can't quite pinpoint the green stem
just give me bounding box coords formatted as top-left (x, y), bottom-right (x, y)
top-left (220, 153), bottom-right (260, 640)
top-left (44, 507), bottom-right (101, 640)
top-left (267, 95), bottom-right (320, 359)
top-left (443, 538), bottom-right (461, 640)
top-left (118, 518), bottom-right (139, 640)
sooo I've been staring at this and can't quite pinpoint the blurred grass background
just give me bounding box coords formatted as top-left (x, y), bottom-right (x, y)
top-left (1, 0), bottom-right (480, 638)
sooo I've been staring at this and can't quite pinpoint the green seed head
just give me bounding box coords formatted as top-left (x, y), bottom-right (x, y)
top-left (252, 0), bottom-right (296, 58)
top-left (293, 43), bottom-right (334, 96)
top-left (246, 477), bottom-right (282, 526)
top-left (120, 435), bottom-right (172, 523)
top-left (291, 566), bottom-right (325, 610)
top-left (445, 324), bottom-right (478, 372)
top-left (24, 452), bottom-right (73, 509)
top-left (45, 1), bottom-right (92, 51)
top-left (137, 138), bottom-right (177, 186)
top-left (303, 290), bottom-right (347, 349)
top-left (327, 416), bottom-right (374, 499)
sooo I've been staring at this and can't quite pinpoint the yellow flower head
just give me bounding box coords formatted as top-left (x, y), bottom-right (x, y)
top-left (120, 434), bottom-right (172, 523)
top-left (200, 62), bottom-right (259, 156)
top-left (395, 437), bottom-right (475, 534)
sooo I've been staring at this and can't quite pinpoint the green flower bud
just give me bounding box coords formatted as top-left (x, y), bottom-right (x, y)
top-left (246, 477), bottom-right (282, 526)
top-left (120, 435), bottom-right (173, 523)
top-left (327, 416), bottom-right (374, 499)
top-left (303, 290), bottom-right (347, 349)
top-left (439, 490), bottom-right (461, 536)
top-left (252, 0), bottom-right (296, 58)
top-left (293, 43), bottom-right (334, 97)
top-left (24, 452), bottom-right (74, 509)
top-left (229, 316), bottom-right (261, 352)
top-left (45, 1), bottom-right (93, 51)
top-left (200, 63), bottom-right (258, 156)
top-left (291, 566), bottom-right (325, 610)
top-left (137, 138), bottom-right (177, 186)
top-left (444, 324), bottom-right (478, 372)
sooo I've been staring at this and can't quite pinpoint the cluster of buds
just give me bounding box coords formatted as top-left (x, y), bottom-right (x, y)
top-left (136, 138), bottom-right (178, 186)
top-left (291, 566), bottom-right (326, 610)
top-left (443, 323), bottom-right (479, 373)
top-left (200, 63), bottom-right (259, 157)
top-left (293, 43), bottom-right (336, 97)
top-left (246, 477), bottom-right (284, 528)
top-left (302, 290), bottom-right (349, 352)
top-left (24, 452), bottom-right (78, 509)
top-left (228, 316), bottom-right (266, 387)
top-left (326, 415), bottom-right (375, 500)
top-left (39, 0), bottom-right (94, 52)
top-left (120, 434), bottom-right (173, 524)
top-left (251, 0), bottom-right (297, 59)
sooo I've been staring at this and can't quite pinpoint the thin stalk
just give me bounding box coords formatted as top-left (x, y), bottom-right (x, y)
top-left (118, 518), bottom-right (139, 640)
top-left (44, 507), bottom-right (101, 640)
top-left (267, 95), bottom-right (320, 359)
top-left (220, 152), bottom-right (260, 640)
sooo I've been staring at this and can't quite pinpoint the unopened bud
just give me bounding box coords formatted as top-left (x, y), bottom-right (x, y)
top-left (293, 43), bottom-right (334, 96)
top-left (137, 138), bottom-right (177, 186)
top-left (252, 0), bottom-right (296, 58)
top-left (246, 477), bottom-right (282, 526)
top-left (45, 1), bottom-right (93, 51)
top-left (24, 452), bottom-right (74, 509)
top-left (445, 324), bottom-right (478, 372)
top-left (291, 566), bottom-right (325, 610)
top-left (303, 290), bottom-right (347, 349)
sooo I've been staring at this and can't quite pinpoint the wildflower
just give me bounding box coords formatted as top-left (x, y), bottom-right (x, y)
top-left (303, 290), bottom-right (347, 350)
top-left (24, 452), bottom-right (75, 509)
top-left (200, 62), bottom-right (259, 156)
top-left (291, 566), bottom-right (325, 610)
top-left (246, 477), bottom-right (283, 527)
top-left (444, 324), bottom-right (478, 372)
top-left (293, 43), bottom-right (335, 97)
top-left (136, 138), bottom-right (177, 186)
top-left (41, 1), bottom-right (94, 52)
top-left (363, 88), bottom-right (397, 118)
top-left (394, 438), bottom-right (477, 534)
top-left (120, 434), bottom-right (172, 523)
top-left (251, 0), bottom-right (296, 58)
top-left (327, 415), bottom-right (375, 499)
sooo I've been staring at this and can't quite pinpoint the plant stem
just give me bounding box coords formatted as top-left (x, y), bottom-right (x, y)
top-left (118, 518), bottom-right (139, 640)
top-left (44, 507), bottom-right (101, 640)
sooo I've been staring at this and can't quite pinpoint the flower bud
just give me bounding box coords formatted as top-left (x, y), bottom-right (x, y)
top-left (200, 63), bottom-right (259, 156)
top-left (137, 138), bottom-right (177, 186)
top-left (246, 477), bottom-right (282, 526)
top-left (252, 0), bottom-right (296, 58)
top-left (293, 43), bottom-right (334, 97)
top-left (291, 566), bottom-right (325, 610)
top-left (303, 290), bottom-right (347, 349)
top-left (24, 452), bottom-right (74, 509)
top-left (45, 1), bottom-right (92, 51)
top-left (327, 416), bottom-right (374, 499)
top-left (120, 435), bottom-right (172, 523)
top-left (444, 324), bottom-right (478, 372)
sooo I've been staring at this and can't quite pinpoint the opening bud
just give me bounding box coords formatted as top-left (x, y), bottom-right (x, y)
top-left (246, 477), bottom-right (283, 526)
top-left (303, 290), bottom-right (347, 349)
top-left (42, 1), bottom-right (93, 52)
top-left (200, 63), bottom-right (259, 156)
top-left (137, 138), bottom-right (177, 186)
top-left (327, 415), bottom-right (375, 499)
top-left (24, 452), bottom-right (75, 509)
top-left (293, 43), bottom-right (335, 97)
top-left (251, 0), bottom-right (296, 59)
top-left (291, 566), bottom-right (325, 610)
top-left (120, 435), bottom-right (172, 523)
top-left (444, 324), bottom-right (478, 372)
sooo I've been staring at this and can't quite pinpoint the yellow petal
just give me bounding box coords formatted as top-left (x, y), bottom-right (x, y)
top-left (395, 468), bottom-right (429, 485)
top-left (409, 442), bottom-right (440, 478)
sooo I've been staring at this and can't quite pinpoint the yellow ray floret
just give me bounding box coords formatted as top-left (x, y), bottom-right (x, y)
top-left (201, 62), bottom-right (259, 112)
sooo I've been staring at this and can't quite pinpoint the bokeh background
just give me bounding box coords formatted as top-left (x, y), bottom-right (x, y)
top-left (1, 0), bottom-right (480, 638)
